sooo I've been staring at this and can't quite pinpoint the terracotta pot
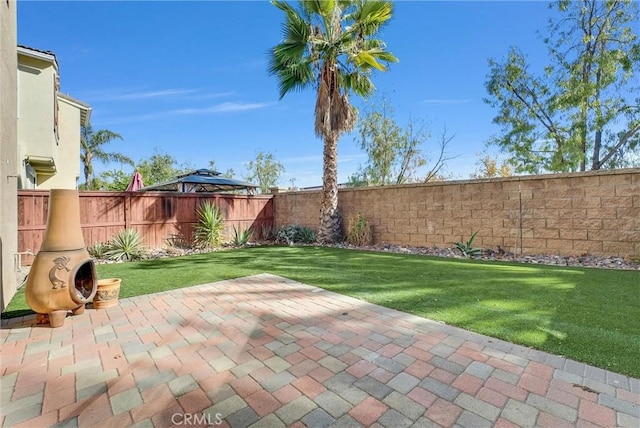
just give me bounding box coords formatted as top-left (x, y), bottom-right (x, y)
top-left (93, 278), bottom-right (121, 309)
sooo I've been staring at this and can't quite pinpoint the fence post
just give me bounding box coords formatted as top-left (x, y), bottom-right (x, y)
top-left (124, 193), bottom-right (130, 230)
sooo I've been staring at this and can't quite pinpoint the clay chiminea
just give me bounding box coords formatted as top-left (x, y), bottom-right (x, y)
top-left (25, 189), bottom-right (97, 327)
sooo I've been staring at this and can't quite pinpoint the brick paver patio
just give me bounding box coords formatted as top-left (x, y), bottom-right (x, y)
top-left (1, 273), bottom-right (638, 427)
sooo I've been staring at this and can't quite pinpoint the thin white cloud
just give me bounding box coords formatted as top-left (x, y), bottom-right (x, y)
top-left (187, 91), bottom-right (236, 100)
top-left (90, 88), bottom-right (200, 101)
top-left (175, 102), bottom-right (273, 114)
top-left (100, 101), bottom-right (273, 124)
top-left (422, 99), bottom-right (474, 105)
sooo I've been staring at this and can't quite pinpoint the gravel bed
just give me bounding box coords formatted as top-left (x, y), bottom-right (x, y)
top-left (326, 243), bottom-right (640, 270)
top-left (135, 242), bottom-right (639, 271)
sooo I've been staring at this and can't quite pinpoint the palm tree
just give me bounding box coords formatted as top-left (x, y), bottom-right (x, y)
top-left (80, 124), bottom-right (133, 189)
top-left (269, 0), bottom-right (398, 242)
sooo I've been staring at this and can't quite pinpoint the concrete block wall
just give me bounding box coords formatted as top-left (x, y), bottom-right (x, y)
top-left (274, 168), bottom-right (640, 258)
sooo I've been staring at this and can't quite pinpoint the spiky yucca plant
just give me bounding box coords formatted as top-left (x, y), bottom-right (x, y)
top-left (104, 229), bottom-right (146, 261)
top-left (193, 201), bottom-right (224, 248)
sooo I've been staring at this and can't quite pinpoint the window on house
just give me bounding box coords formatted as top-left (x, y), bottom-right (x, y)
top-left (25, 164), bottom-right (37, 189)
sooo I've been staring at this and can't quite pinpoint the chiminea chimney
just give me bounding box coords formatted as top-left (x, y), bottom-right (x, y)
top-left (25, 189), bottom-right (97, 327)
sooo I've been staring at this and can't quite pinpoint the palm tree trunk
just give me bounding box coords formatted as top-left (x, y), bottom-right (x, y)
top-left (318, 134), bottom-right (341, 243)
top-left (83, 162), bottom-right (91, 190)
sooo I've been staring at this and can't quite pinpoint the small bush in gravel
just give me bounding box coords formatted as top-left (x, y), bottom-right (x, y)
top-left (345, 213), bottom-right (372, 246)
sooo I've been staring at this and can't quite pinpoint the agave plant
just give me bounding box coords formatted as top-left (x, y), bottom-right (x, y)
top-left (193, 201), bottom-right (224, 248)
top-left (454, 231), bottom-right (483, 258)
top-left (231, 224), bottom-right (253, 246)
top-left (104, 228), bottom-right (146, 261)
top-left (87, 242), bottom-right (109, 259)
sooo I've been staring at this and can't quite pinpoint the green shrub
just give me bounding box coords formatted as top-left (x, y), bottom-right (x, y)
top-left (276, 224), bottom-right (316, 245)
top-left (104, 229), bottom-right (146, 261)
top-left (454, 231), bottom-right (483, 258)
top-left (193, 201), bottom-right (224, 248)
top-left (346, 213), bottom-right (372, 246)
top-left (232, 224), bottom-right (253, 246)
top-left (88, 242), bottom-right (109, 259)
top-left (295, 226), bottom-right (317, 244)
top-left (276, 224), bottom-right (298, 245)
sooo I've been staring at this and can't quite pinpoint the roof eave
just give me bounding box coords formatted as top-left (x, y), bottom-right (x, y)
top-left (17, 45), bottom-right (58, 71)
top-left (57, 92), bottom-right (92, 126)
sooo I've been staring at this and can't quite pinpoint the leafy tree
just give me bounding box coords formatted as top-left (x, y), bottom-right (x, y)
top-left (94, 169), bottom-right (132, 191)
top-left (350, 102), bottom-right (455, 187)
top-left (619, 146), bottom-right (640, 167)
top-left (208, 160), bottom-right (236, 179)
top-left (269, 0), bottom-right (398, 242)
top-left (471, 153), bottom-right (513, 179)
top-left (352, 97), bottom-right (425, 186)
top-left (485, 0), bottom-right (640, 173)
top-left (136, 149), bottom-right (192, 186)
top-left (243, 151), bottom-right (285, 194)
top-left (80, 124), bottom-right (133, 189)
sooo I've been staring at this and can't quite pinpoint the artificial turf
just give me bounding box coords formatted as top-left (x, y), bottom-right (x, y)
top-left (4, 245), bottom-right (639, 378)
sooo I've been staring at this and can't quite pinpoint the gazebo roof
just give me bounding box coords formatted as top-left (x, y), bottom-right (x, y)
top-left (139, 169), bottom-right (257, 194)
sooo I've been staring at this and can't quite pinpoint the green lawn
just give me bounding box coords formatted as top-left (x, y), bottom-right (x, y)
top-left (5, 246), bottom-right (639, 378)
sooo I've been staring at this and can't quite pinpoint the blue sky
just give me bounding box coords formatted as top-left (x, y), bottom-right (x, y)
top-left (18, 1), bottom-right (555, 188)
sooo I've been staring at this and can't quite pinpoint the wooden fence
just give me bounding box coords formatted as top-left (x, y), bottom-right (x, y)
top-left (18, 190), bottom-right (274, 265)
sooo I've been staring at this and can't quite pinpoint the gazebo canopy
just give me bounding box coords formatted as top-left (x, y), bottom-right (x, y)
top-left (139, 169), bottom-right (257, 194)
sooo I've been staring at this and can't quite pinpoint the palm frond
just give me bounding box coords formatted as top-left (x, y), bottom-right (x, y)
top-left (347, 0), bottom-right (394, 36)
top-left (106, 153), bottom-right (135, 166)
top-left (269, 1), bottom-right (316, 98)
top-left (303, 0), bottom-right (336, 19)
top-left (271, 0), bottom-right (395, 135)
top-left (269, 46), bottom-right (315, 98)
top-left (92, 130), bottom-right (123, 147)
top-left (275, 65), bottom-right (315, 98)
top-left (341, 72), bottom-right (374, 97)
top-left (272, 0), bottom-right (299, 19)
top-left (352, 51), bottom-right (387, 71)
top-left (369, 50), bottom-right (398, 64)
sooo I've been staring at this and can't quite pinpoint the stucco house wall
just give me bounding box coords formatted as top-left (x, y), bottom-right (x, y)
top-left (17, 48), bottom-right (57, 188)
top-left (44, 95), bottom-right (84, 188)
top-left (1, 0), bottom-right (18, 310)
top-left (17, 46), bottom-right (90, 190)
